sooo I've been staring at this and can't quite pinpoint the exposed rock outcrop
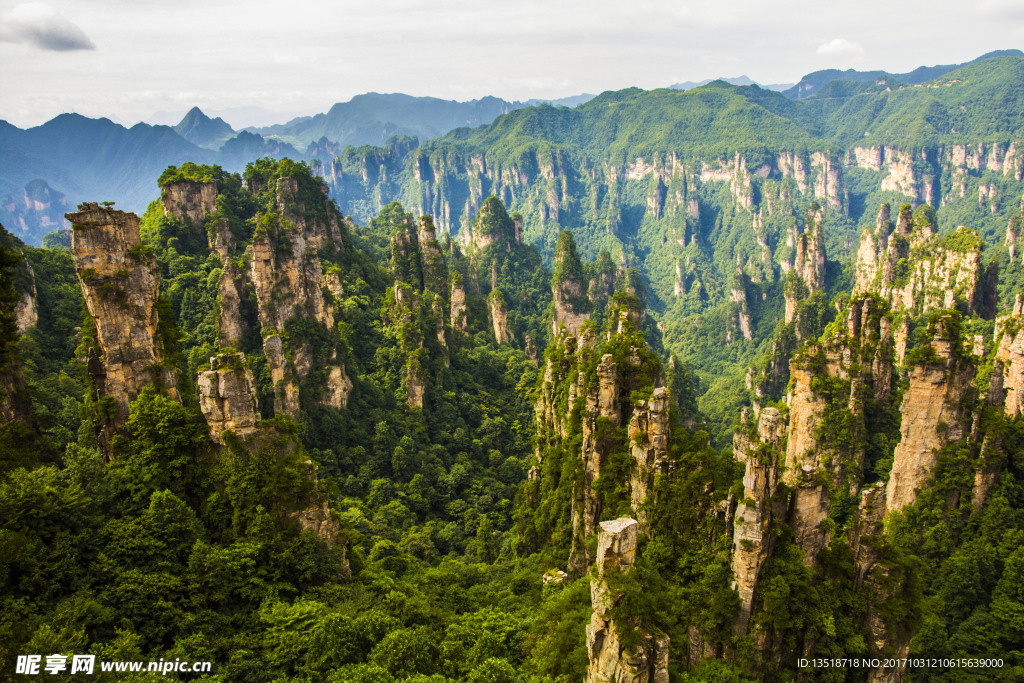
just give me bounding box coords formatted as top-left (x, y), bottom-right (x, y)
top-left (854, 204), bottom-right (983, 319)
top-left (198, 346), bottom-right (350, 575)
top-left (198, 353), bottom-right (259, 444)
top-left (886, 314), bottom-right (976, 512)
top-left (161, 180), bottom-right (217, 233)
top-left (628, 387), bottom-right (671, 526)
top-left (13, 258), bottom-right (37, 334)
top-left (217, 259), bottom-right (248, 346)
top-left (450, 274), bottom-right (468, 332)
top-left (784, 298), bottom-right (894, 562)
top-left (66, 203), bottom-right (177, 443)
top-left (552, 230), bottom-right (591, 335)
top-left (586, 518), bottom-right (669, 683)
top-left (854, 204), bottom-right (894, 295)
top-left (992, 310), bottom-right (1024, 418)
top-left (730, 407), bottom-right (786, 635)
top-left (730, 268), bottom-right (753, 341)
top-left (248, 178), bottom-right (349, 416)
top-left (489, 289), bottom-right (512, 344)
top-left (784, 206), bottom-right (827, 325)
top-left (843, 483), bottom-right (912, 683)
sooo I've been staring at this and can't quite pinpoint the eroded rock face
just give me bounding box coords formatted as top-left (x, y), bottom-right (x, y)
top-left (197, 353), bottom-right (259, 444)
top-left (14, 287), bottom-right (37, 334)
top-left (290, 501), bottom-right (349, 567)
top-left (161, 181), bottom-right (217, 233)
top-left (416, 216), bottom-right (449, 295)
top-left (248, 178), bottom-right (349, 417)
top-left (854, 204), bottom-right (893, 295)
top-left (993, 315), bottom-right (1024, 418)
top-left (66, 203), bottom-right (177, 440)
top-left (854, 205), bottom-right (983, 320)
top-left (628, 387), bottom-right (671, 526)
top-left (783, 298), bottom-right (893, 563)
top-left (217, 260), bottom-right (248, 346)
top-left (552, 232), bottom-right (591, 336)
top-left (731, 407), bottom-right (786, 635)
top-left (196, 349), bottom-right (350, 575)
top-left (450, 278), bottom-right (468, 332)
top-left (489, 290), bottom-right (512, 344)
top-left (795, 208), bottom-right (826, 291)
top-left (554, 288), bottom-right (590, 336)
top-left (784, 211), bottom-right (827, 325)
top-left (730, 269), bottom-right (753, 341)
top-left (887, 315), bottom-right (976, 512)
top-left (587, 518), bottom-right (669, 683)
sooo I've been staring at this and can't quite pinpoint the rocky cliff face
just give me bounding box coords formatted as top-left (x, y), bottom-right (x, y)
top-left (528, 291), bottom-right (672, 575)
top-left (886, 314), bottom-right (976, 512)
top-left (719, 207), bottom-right (1024, 678)
top-left (161, 180), bottom-right (218, 233)
top-left (627, 387), bottom-right (671, 524)
top-left (324, 132), bottom-right (1022, 317)
top-left (66, 203), bottom-right (178, 444)
top-left (217, 259), bottom-right (249, 346)
top-left (729, 268), bottom-right (753, 341)
top-left (784, 206), bottom-right (827, 325)
top-left (197, 349), bottom-right (349, 574)
top-left (489, 289), bottom-right (512, 344)
top-left (586, 518), bottom-right (669, 683)
top-left (12, 254), bottom-right (38, 334)
top-left (0, 179), bottom-right (69, 246)
top-left (248, 178), bottom-right (351, 416)
top-left (552, 230), bottom-right (591, 335)
top-left (783, 297), bottom-right (894, 563)
top-left (854, 204), bottom-right (984, 319)
top-left (198, 352), bottom-right (260, 444)
top-left (450, 274), bottom-right (468, 333)
top-left (993, 306), bottom-right (1024, 418)
top-left (730, 407), bottom-right (786, 636)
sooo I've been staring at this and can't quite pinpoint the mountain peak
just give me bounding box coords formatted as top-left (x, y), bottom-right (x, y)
top-left (173, 107), bottom-right (235, 149)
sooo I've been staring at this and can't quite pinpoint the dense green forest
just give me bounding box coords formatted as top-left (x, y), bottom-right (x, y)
top-left (2, 53), bottom-right (1024, 683)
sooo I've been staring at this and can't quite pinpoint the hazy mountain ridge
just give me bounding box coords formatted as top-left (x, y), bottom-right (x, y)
top-left (173, 106), bottom-right (236, 149)
top-left (783, 47), bottom-right (1024, 98)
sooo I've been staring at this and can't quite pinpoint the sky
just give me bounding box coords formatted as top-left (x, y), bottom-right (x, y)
top-left (1, 0), bottom-right (1022, 129)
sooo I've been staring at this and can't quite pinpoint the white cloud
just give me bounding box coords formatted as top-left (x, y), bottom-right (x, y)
top-left (980, 0), bottom-right (1024, 20)
top-left (816, 38), bottom-right (866, 59)
top-left (1, 2), bottom-right (95, 51)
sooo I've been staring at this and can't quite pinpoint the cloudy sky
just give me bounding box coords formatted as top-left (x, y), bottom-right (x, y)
top-left (1, 0), bottom-right (1022, 129)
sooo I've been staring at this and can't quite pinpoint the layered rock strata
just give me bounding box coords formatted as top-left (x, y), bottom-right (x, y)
top-left (249, 178), bottom-right (351, 416)
top-left (886, 314), bottom-right (976, 512)
top-left (198, 352), bottom-right (259, 444)
top-left (586, 518), bottom-right (669, 683)
top-left (66, 203), bottom-right (177, 442)
top-left (730, 407), bottom-right (786, 635)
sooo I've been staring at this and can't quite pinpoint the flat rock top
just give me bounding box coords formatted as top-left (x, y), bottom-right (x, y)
top-left (600, 517), bottom-right (637, 535)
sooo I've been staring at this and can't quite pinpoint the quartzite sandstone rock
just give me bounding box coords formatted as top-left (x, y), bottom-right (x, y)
top-left (66, 203), bottom-right (178, 442)
top-left (586, 518), bottom-right (669, 683)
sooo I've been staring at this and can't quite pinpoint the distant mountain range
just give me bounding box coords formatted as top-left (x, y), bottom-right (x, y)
top-left (669, 75), bottom-right (795, 92)
top-left (173, 107), bottom-right (235, 149)
top-left (1, 50), bottom-right (1021, 245)
top-left (783, 48), bottom-right (1023, 98)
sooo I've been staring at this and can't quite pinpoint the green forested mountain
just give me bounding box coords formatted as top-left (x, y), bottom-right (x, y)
top-left (321, 54), bottom-right (1024, 439)
top-left (1, 146), bottom-right (1023, 682)
top-left (2, 50), bottom-right (1024, 683)
top-left (174, 108), bottom-right (236, 150)
top-left (780, 48), bottom-right (1023, 99)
